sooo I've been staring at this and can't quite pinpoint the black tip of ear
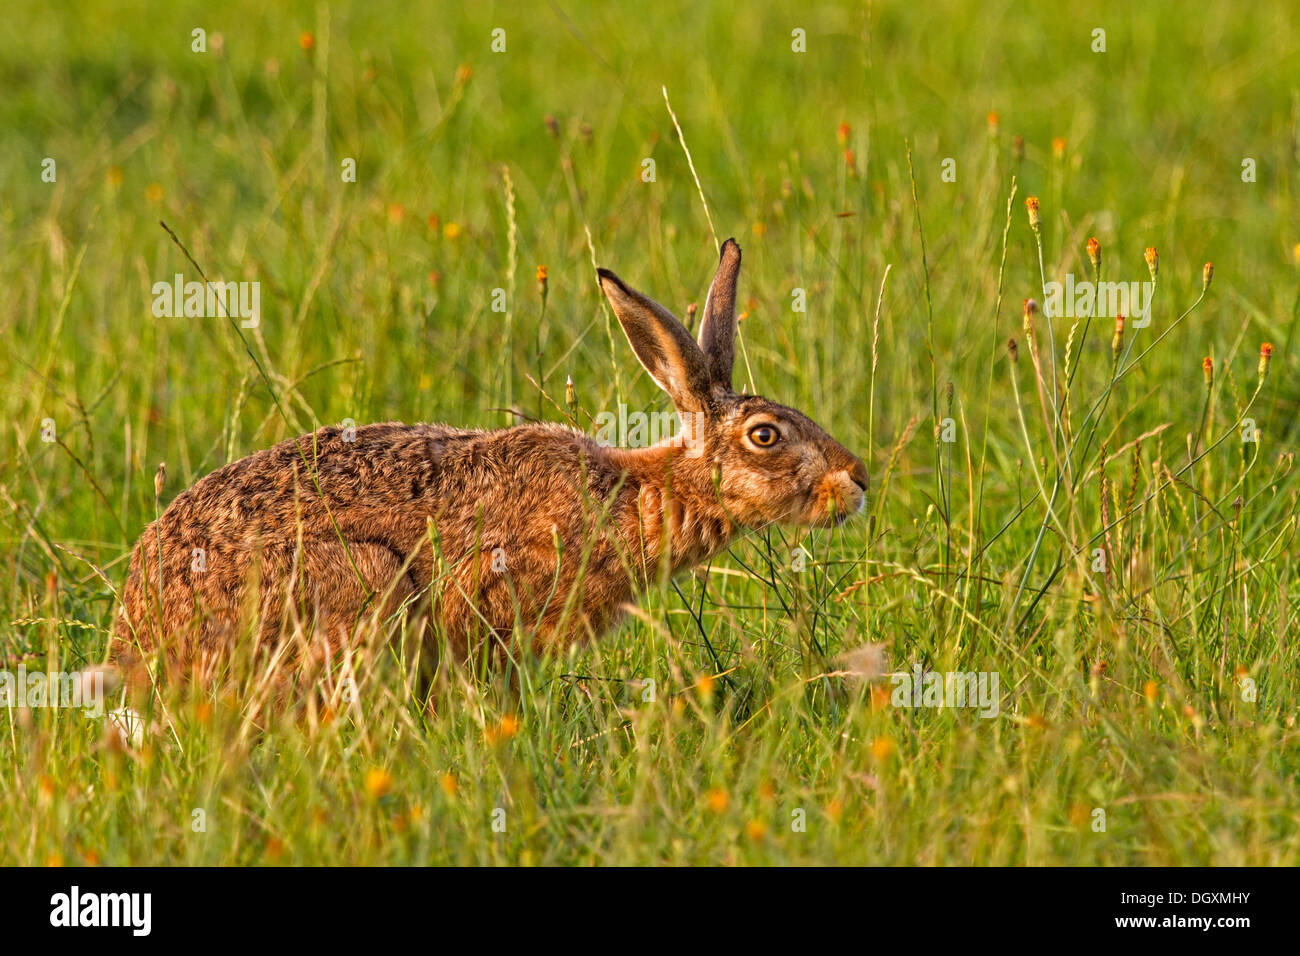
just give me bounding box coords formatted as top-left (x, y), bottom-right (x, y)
top-left (596, 267), bottom-right (625, 290)
top-left (720, 237), bottom-right (741, 257)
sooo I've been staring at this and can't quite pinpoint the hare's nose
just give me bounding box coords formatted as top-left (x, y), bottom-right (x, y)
top-left (847, 459), bottom-right (869, 493)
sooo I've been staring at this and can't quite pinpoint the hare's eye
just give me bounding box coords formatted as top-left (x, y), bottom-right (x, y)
top-left (748, 424), bottom-right (781, 447)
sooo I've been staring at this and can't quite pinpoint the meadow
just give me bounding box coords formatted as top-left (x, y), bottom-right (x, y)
top-left (2, 0), bottom-right (1299, 865)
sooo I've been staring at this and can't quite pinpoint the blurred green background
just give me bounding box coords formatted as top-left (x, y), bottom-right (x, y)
top-left (4, 0), bottom-right (1297, 547)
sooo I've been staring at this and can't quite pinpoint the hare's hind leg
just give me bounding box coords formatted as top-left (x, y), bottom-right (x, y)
top-left (262, 541), bottom-right (426, 690)
top-left (299, 540), bottom-right (423, 646)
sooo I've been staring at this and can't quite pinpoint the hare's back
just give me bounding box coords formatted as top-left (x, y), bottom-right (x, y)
top-left (170, 422), bottom-right (477, 541)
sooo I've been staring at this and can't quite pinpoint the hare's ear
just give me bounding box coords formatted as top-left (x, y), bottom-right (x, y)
top-left (697, 238), bottom-right (741, 389)
top-left (598, 268), bottom-right (713, 414)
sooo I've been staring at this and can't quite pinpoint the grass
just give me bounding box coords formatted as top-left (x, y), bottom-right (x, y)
top-left (3, 0), bottom-right (1300, 865)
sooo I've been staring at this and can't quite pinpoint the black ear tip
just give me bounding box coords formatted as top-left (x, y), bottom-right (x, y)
top-left (720, 237), bottom-right (741, 259)
top-left (596, 267), bottom-right (625, 290)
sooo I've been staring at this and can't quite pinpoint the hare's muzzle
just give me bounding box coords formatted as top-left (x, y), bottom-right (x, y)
top-left (815, 457), bottom-right (868, 525)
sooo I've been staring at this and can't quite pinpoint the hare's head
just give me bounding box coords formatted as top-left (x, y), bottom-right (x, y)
top-left (598, 239), bottom-right (867, 529)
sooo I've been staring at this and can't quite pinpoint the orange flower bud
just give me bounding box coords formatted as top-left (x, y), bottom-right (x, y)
top-left (1087, 237), bottom-right (1101, 272)
top-left (1025, 196), bottom-right (1041, 231)
top-left (1022, 298), bottom-right (1038, 334)
top-left (1144, 246), bottom-right (1158, 279)
top-left (363, 768), bottom-right (393, 799)
top-left (1203, 262), bottom-right (1214, 291)
top-left (1259, 342), bottom-right (1274, 380)
top-left (1202, 356), bottom-right (1213, 387)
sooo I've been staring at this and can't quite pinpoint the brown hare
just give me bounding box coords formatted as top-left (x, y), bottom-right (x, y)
top-left (110, 238), bottom-right (867, 694)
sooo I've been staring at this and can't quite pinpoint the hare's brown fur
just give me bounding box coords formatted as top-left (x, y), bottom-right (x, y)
top-left (111, 239), bottom-right (866, 688)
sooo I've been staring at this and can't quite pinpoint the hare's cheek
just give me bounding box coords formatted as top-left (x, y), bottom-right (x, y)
top-left (718, 473), bottom-right (781, 524)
